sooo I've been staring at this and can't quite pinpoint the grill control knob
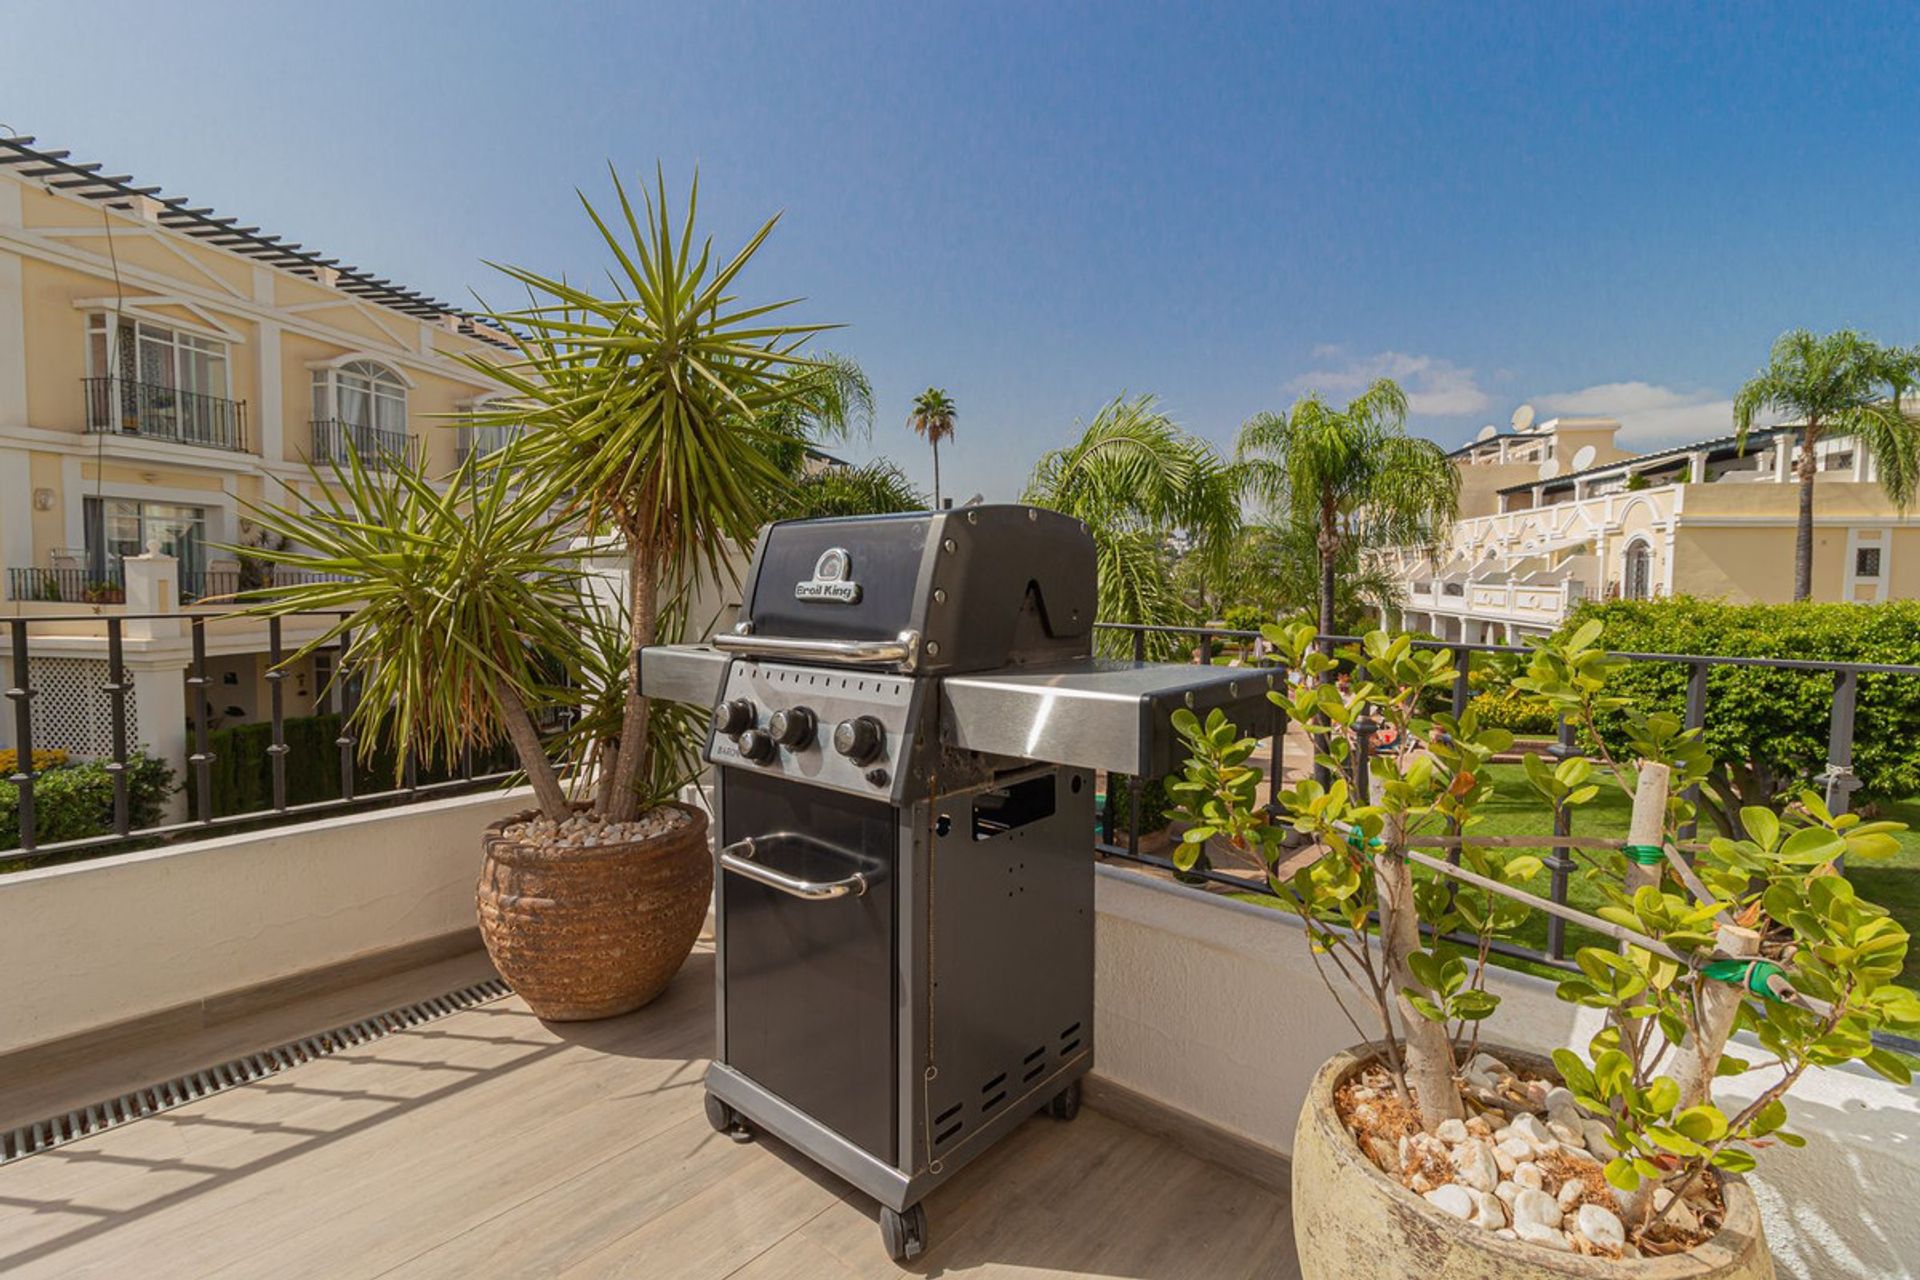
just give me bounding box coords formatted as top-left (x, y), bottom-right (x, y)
top-left (736, 728), bottom-right (778, 765)
top-left (833, 716), bottom-right (885, 765)
top-left (715, 698), bottom-right (756, 738)
top-left (768, 706), bottom-right (817, 750)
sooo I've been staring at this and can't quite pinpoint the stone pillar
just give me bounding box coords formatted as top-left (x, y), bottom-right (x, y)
top-left (122, 544), bottom-right (190, 820)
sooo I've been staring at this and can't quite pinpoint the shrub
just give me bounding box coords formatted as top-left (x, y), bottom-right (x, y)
top-left (1558, 598), bottom-right (1920, 829)
top-left (197, 713), bottom-right (518, 818)
top-left (1466, 689), bottom-right (1556, 735)
top-left (0, 747), bottom-right (70, 775)
top-left (0, 753), bottom-right (174, 850)
top-left (1107, 774), bottom-right (1175, 833)
top-left (1221, 604), bottom-right (1267, 635)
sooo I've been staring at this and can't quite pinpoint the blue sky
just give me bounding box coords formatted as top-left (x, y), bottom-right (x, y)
top-left (6, 1), bottom-right (1917, 500)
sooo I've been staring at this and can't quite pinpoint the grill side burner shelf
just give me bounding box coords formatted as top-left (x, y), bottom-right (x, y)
top-left (640, 505), bottom-right (1279, 1262)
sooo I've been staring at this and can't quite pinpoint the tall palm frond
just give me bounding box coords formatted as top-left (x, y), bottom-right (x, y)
top-left (908, 387), bottom-right (957, 506)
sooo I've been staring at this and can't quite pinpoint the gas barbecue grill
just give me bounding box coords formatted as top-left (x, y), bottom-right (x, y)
top-left (640, 505), bottom-right (1276, 1260)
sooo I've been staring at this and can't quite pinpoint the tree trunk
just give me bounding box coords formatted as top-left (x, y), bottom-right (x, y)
top-left (931, 437), bottom-right (942, 510)
top-left (1378, 814), bottom-right (1462, 1127)
top-left (603, 540), bottom-right (659, 823)
top-left (495, 679), bottom-right (571, 821)
top-left (1794, 423), bottom-right (1818, 601)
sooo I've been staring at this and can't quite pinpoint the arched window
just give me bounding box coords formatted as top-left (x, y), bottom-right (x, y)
top-left (1623, 540), bottom-right (1653, 600)
top-left (312, 360), bottom-right (408, 433)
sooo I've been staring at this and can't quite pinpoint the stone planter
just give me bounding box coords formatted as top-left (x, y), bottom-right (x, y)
top-left (1292, 1044), bottom-right (1773, 1280)
top-left (476, 802), bottom-right (712, 1022)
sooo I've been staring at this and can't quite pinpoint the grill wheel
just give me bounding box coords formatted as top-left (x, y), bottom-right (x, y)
top-left (881, 1203), bottom-right (929, 1261)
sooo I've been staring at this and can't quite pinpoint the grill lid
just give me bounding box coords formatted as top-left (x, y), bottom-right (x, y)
top-left (730, 506), bottom-right (1095, 674)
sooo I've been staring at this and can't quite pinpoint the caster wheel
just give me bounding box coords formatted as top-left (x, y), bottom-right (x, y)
top-left (880, 1203), bottom-right (929, 1261)
top-left (703, 1093), bottom-right (753, 1143)
top-left (1048, 1081), bottom-right (1082, 1121)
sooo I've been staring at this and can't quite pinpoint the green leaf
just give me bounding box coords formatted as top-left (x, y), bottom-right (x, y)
top-left (1603, 1157), bottom-right (1642, 1191)
top-left (1863, 1048), bottom-right (1914, 1085)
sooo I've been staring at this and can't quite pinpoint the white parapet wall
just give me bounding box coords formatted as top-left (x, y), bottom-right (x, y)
top-left (1093, 866), bottom-right (1920, 1280)
top-left (0, 786), bottom-right (536, 1056)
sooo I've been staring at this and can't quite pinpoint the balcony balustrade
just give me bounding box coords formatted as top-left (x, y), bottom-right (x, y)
top-left (309, 418), bottom-right (419, 469)
top-left (82, 377), bottom-right (248, 452)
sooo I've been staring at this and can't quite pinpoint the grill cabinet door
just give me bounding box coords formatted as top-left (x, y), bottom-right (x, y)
top-left (720, 772), bottom-right (898, 1163)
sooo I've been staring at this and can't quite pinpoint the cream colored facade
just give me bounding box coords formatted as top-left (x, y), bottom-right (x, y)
top-left (1389, 413), bottom-right (1920, 642)
top-left (0, 135), bottom-right (514, 777)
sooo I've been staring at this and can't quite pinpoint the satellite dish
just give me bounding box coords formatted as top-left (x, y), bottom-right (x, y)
top-left (1571, 445), bottom-right (1596, 471)
top-left (1537, 458), bottom-right (1561, 481)
top-left (1476, 424), bottom-right (1498, 442)
top-left (1512, 404), bottom-right (1537, 432)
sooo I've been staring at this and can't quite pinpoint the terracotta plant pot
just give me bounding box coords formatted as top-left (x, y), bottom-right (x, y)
top-left (476, 802), bottom-right (712, 1022)
top-left (1292, 1043), bottom-right (1773, 1280)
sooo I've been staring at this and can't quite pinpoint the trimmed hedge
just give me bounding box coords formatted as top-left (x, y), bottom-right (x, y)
top-left (1559, 598), bottom-right (1920, 823)
top-left (0, 754), bottom-right (174, 850)
top-left (1108, 773), bottom-right (1176, 834)
top-left (197, 713), bottom-right (518, 818)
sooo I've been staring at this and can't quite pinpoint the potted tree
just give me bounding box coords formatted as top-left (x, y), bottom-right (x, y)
top-left (241, 170), bottom-right (846, 1020)
top-left (1169, 622), bottom-right (1918, 1276)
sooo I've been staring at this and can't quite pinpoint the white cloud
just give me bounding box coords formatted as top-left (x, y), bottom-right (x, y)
top-left (1529, 381), bottom-right (1767, 448)
top-left (1286, 349), bottom-right (1491, 417)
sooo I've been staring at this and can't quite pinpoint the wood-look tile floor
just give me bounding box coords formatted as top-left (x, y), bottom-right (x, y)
top-left (0, 948), bottom-right (1297, 1279)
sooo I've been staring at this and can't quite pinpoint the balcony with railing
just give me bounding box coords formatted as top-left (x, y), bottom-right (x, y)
top-left (309, 418), bottom-right (419, 469)
top-left (82, 377), bottom-right (248, 453)
top-left (0, 614), bottom-right (1915, 1277)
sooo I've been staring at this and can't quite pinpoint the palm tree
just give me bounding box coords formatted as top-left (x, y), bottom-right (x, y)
top-left (1235, 379), bottom-right (1458, 646)
top-left (1023, 394), bottom-right (1241, 659)
top-left (780, 459), bottom-right (925, 519)
top-left (908, 387), bottom-right (956, 508)
top-left (1734, 330), bottom-right (1919, 601)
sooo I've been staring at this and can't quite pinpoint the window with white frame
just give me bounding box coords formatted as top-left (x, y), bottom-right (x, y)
top-left (87, 314), bottom-right (231, 398)
top-left (311, 360), bottom-right (408, 433)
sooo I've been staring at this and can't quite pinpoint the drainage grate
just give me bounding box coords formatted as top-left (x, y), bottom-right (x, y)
top-left (0, 977), bottom-right (511, 1167)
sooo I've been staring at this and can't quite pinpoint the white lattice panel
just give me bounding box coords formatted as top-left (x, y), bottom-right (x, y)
top-left (24, 658), bottom-right (141, 760)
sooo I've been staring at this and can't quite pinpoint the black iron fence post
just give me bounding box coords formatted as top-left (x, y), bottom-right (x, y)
top-left (7, 619), bottom-right (36, 853)
top-left (267, 617), bottom-right (289, 812)
top-left (1681, 660), bottom-right (1708, 840)
top-left (105, 618), bottom-right (130, 836)
top-left (337, 622), bottom-right (357, 803)
top-left (1545, 715), bottom-right (1579, 961)
top-left (1826, 670), bottom-right (1861, 836)
top-left (188, 618), bottom-right (215, 823)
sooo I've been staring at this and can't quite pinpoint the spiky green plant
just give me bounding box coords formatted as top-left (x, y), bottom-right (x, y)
top-left (231, 450), bottom-right (586, 820)
top-left (454, 168), bottom-right (839, 820)
top-left (1733, 330), bottom-right (1920, 601)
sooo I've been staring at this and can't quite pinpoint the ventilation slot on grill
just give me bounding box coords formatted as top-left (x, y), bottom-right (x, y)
top-left (979, 1071), bottom-right (1009, 1114)
top-left (0, 978), bottom-right (511, 1168)
top-left (1060, 1021), bottom-right (1083, 1057)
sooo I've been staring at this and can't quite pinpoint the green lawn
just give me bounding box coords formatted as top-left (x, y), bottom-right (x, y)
top-left (1233, 763), bottom-right (1920, 990)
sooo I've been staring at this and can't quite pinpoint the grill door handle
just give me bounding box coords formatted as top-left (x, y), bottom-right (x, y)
top-left (711, 630), bottom-right (920, 669)
top-left (719, 835), bottom-right (871, 900)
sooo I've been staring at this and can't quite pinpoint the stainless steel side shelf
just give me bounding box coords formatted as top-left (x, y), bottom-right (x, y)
top-left (637, 643), bottom-right (730, 705)
top-left (939, 659), bottom-right (1282, 776)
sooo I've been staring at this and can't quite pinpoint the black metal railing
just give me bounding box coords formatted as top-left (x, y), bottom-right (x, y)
top-left (1, 608), bottom-right (528, 870)
top-left (7, 566), bottom-right (350, 607)
top-left (1090, 622), bottom-right (1920, 979)
top-left (310, 419), bottom-right (418, 469)
top-left (83, 377), bottom-right (248, 452)
top-left (6, 566), bottom-right (126, 604)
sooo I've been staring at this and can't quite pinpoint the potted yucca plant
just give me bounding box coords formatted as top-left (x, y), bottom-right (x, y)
top-left (1168, 622), bottom-right (1917, 1277)
top-left (243, 169), bottom-right (851, 1020)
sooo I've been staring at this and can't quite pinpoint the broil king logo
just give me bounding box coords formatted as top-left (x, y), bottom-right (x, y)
top-left (794, 546), bottom-right (862, 603)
